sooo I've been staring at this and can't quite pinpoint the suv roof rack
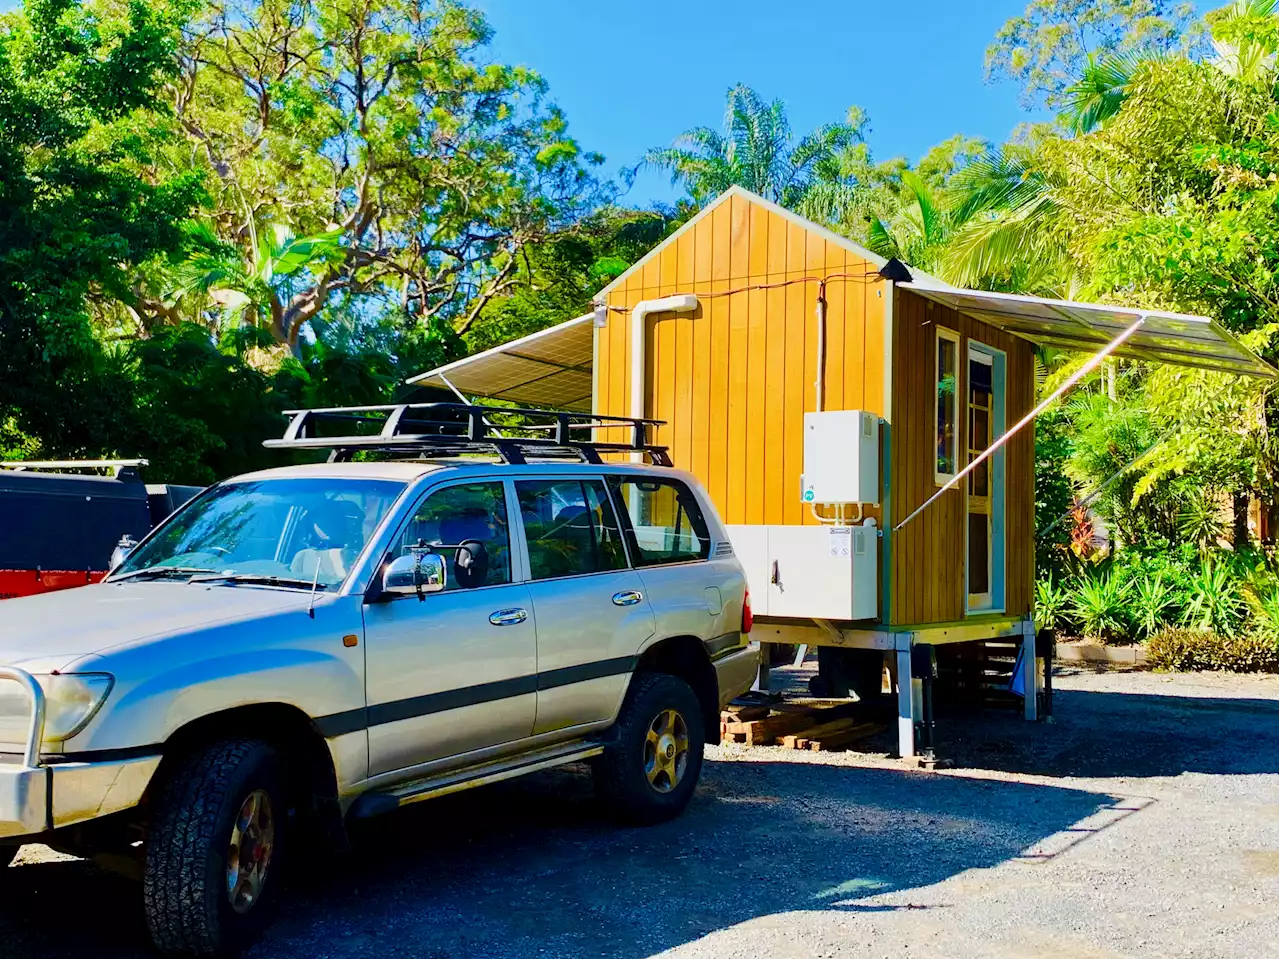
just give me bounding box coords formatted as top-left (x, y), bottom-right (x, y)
top-left (263, 403), bottom-right (673, 467)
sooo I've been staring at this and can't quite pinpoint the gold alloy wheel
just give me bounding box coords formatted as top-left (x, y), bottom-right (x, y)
top-left (643, 708), bottom-right (690, 793)
top-left (226, 789), bottom-right (275, 915)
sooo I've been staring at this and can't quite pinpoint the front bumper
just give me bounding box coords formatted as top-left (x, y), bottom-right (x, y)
top-left (0, 754), bottom-right (160, 840)
top-left (1, 665), bottom-right (158, 842)
top-left (712, 644), bottom-right (760, 707)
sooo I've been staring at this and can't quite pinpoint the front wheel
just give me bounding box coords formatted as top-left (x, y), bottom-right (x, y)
top-left (143, 739), bottom-right (287, 956)
top-left (594, 672), bottom-right (705, 825)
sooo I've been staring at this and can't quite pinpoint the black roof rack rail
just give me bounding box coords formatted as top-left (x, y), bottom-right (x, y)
top-left (263, 403), bottom-right (673, 467)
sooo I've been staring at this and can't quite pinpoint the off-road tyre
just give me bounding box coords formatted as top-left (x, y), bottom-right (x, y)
top-left (594, 672), bottom-right (705, 826)
top-left (143, 739), bottom-right (286, 956)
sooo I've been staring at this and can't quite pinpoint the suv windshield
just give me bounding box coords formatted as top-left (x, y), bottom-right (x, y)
top-left (110, 477), bottom-right (407, 590)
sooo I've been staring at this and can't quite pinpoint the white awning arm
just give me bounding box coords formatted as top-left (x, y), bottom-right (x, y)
top-left (438, 373), bottom-right (505, 437)
top-left (893, 314), bottom-right (1148, 533)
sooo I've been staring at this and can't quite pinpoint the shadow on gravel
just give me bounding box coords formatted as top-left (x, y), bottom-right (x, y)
top-left (935, 686), bottom-right (1279, 779)
top-left (1, 759), bottom-right (1121, 959)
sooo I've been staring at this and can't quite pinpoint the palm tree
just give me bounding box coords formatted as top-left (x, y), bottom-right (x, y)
top-left (1060, 51), bottom-right (1156, 134)
top-left (643, 85), bottom-right (862, 208)
top-left (940, 147), bottom-right (1073, 294)
top-left (863, 171), bottom-right (951, 273)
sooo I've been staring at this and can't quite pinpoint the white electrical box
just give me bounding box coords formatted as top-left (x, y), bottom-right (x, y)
top-left (727, 523), bottom-right (878, 621)
top-left (800, 410), bottom-right (879, 505)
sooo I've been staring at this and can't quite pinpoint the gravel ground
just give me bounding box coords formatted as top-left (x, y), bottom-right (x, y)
top-left (2, 666), bottom-right (1276, 958)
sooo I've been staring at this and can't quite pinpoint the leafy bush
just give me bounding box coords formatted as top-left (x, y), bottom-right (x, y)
top-left (1146, 627), bottom-right (1278, 673)
top-left (1070, 571), bottom-right (1132, 642)
top-left (1034, 576), bottom-right (1072, 632)
top-left (1181, 561), bottom-right (1246, 634)
top-left (1131, 574), bottom-right (1178, 638)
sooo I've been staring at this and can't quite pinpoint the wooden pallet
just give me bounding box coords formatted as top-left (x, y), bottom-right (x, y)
top-left (720, 700), bottom-right (884, 751)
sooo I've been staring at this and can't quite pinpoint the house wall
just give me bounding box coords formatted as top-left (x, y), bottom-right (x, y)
top-left (592, 193), bottom-right (1036, 628)
top-left (594, 193), bottom-right (888, 529)
top-left (889, 288), bottom-right (1036, 626)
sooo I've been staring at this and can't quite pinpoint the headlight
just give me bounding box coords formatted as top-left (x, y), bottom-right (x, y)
top-left (0, 673), bottom-right (114, 746)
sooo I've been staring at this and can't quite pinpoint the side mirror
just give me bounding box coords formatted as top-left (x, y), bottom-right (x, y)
top-left (381, 551), bottom-right (447, 600)
top-left (109, 534), bottom-right (138, 572)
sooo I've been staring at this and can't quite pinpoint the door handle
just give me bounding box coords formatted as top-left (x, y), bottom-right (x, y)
top-left (612, 590), bottom-right (643, 607)
top-left (488, 608), bottom-right (528, 626)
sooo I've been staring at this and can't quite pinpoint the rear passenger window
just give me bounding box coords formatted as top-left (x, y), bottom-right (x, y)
top-left (516, 479), bottom-right (629, 580)
top-left (607, 477), bottom-right (711, 566)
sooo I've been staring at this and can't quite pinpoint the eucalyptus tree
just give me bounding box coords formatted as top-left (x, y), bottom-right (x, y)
top-left (147, 0), bottom-right (605, 352)
top-left (643, 84), bottom-right (863, 209)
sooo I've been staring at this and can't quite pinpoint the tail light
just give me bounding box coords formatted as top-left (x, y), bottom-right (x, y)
top-left (741, 588), bottom-right (753, 634)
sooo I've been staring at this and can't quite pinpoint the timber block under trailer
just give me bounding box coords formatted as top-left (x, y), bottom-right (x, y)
top-left (749, 616), bottom-right (1042, 759)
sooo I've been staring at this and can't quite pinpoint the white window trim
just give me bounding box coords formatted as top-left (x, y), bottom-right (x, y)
top-left (933, 326), bottom-right (962, 486)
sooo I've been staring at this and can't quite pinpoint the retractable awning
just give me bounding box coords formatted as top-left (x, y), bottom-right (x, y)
top-left (406, 313), bottom-right (595, 411)
top-left (900, 282), bottom-right (1276, 378)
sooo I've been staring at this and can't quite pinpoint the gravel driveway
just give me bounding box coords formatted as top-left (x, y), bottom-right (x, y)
top-left (3, 667), bottom-right (1276, 958)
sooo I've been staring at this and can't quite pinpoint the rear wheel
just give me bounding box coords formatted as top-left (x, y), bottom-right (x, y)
top-left (143, 739), bottom-right (287, 956)
top-left (594, 672), bottom-right (705, 825)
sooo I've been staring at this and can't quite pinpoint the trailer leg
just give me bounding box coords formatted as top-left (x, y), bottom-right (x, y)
top-left (895, 644), bottom-right (916, 758)
top-left (1022, 623), bottom-right (1039, 721)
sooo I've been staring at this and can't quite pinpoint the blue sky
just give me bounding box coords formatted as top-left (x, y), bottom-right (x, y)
top-left (474, 0), bottom-right (1052, 205)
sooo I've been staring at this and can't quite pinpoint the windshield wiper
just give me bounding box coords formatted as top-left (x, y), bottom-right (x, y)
top-left (186, 573), bottom-right (328, 591)
top-left (110, 566), bottom-right (218, 582)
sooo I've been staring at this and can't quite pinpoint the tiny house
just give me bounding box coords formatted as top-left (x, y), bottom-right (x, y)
top-left (411, 186), bottom-right (1274, 756)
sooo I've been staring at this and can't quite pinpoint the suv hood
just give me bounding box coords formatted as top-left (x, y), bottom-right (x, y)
top-left (0, 582), bottom-right (312, 672)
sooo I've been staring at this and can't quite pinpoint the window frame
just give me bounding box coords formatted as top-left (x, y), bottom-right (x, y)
top-left (513, 476), bottom-right (632, 583)
top-left (605, 473), bottom-right (712, 569)
top-left (933, 325), bottom-right (962, 486)
top-left (379, 476), bottom-right (520, 596)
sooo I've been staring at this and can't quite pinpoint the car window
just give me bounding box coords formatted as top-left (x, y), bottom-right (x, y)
top-left (516, 479), bottom-right (628, 581)
top-left (394, 482), bottom-right (511, 590)
top-left (110, 478), bottom-right (406, 589)
top-left (606, 477), bottom-right (711, 567)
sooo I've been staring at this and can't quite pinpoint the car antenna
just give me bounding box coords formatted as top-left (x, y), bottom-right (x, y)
top-left (306, 558), bottom-right (323, 619)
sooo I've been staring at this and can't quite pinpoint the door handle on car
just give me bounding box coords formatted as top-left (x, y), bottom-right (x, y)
top-left (488, 608), bottom-right (528, 626)
top-left (612, 590), bottom-right (643, 607)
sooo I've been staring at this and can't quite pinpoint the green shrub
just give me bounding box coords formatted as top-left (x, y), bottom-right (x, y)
top-left (1070, 571), bottom-right (1132, 642)
top-left (1181, 561), bottom-right (1246, 634)
top-left (1146, 627), bottom-right (1278, 673)
top-left (1034, 577), bottom-right (1072, 632)
top-left (1131, 573), bottom-right (1179, 637)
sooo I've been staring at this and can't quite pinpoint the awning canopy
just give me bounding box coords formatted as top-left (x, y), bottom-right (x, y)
top-left (406, 313), bottom-right (595, 411)
top-left (900, 282), bottom-right (1276, 378)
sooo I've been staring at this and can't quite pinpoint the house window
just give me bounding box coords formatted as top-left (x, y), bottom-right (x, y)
top-left (934, 327), bottom-right (960, 483)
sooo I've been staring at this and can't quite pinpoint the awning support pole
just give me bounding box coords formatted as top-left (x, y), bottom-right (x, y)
top-left (894, 314), bottom-right (1147, 533)
top-left (439, 374), bottom-right (505, 438)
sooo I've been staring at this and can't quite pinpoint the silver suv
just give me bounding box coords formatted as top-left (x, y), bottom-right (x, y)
top-left (0, 405), bottom-right (757, 956)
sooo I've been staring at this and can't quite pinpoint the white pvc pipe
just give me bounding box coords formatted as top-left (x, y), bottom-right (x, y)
top-left (628, 294), bottom-right (699, 460)
top-left (893, 314), bottom-right (1148, 532)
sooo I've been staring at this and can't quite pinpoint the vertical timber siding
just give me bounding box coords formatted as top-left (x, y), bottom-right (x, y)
top-left (594, 193), bottom-right (887, 532)
top-left (889, 289), bottom-right (1035, 626)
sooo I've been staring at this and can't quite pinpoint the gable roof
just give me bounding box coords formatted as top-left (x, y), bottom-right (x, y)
top-left (593, 185), bottom-right (950, 299)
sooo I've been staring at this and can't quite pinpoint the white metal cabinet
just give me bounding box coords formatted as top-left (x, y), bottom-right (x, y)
top-left (727, 524), bottom-right (877, 621)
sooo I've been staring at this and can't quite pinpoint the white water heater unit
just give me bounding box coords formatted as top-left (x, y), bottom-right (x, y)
top-left (800, 410), bottom-right (879, 505)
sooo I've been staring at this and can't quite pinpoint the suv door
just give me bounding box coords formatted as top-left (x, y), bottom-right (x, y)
top-left (362, 479), bottom-right (536, 778)
top-left (514, 477), bottom-right (656, 736)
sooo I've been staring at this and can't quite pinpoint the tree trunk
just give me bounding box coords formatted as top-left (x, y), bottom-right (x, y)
top-left (1231, 490), bottom-right (1251, 549)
